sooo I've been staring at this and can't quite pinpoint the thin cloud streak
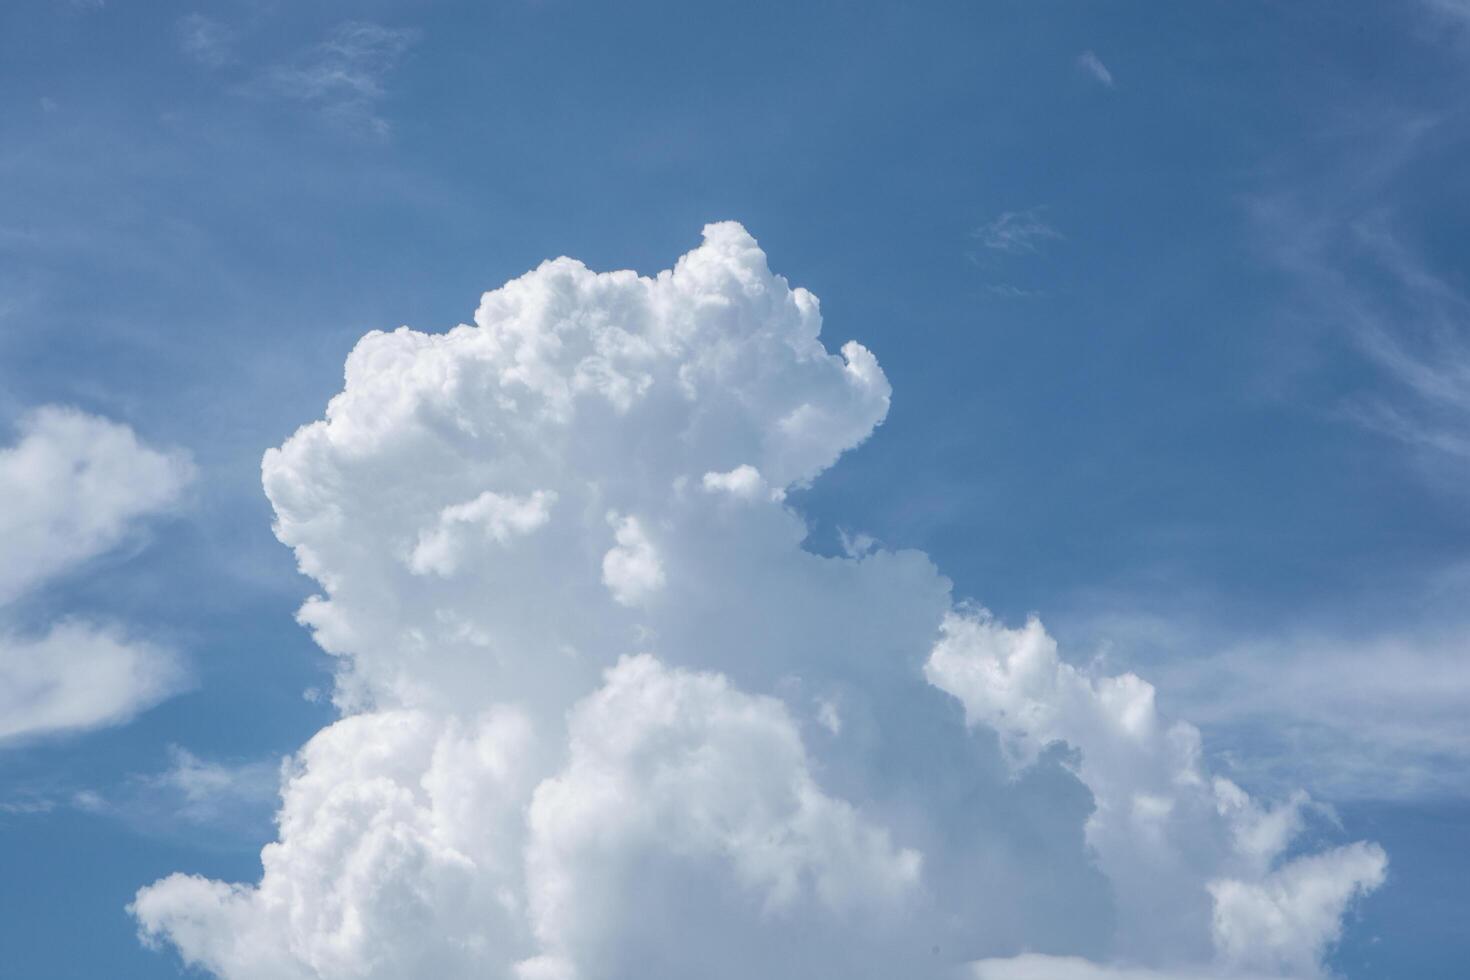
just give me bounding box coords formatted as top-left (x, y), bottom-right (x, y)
top-left (263, 22), bottom-right (419, 137)
top-left (1077, 50), bottom-right (1115, 87)
top-left (178, 14), bottom-right (234, 69)
top-left (972, 207), bottom-right (1063, 254)
top-left (1251, 116), bottom-right (1470, 471)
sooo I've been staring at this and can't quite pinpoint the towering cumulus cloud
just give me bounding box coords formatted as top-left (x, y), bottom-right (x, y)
top-left (132, 224), bottom-right (1383, 979)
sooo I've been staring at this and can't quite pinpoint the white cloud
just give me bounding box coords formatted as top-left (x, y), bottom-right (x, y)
top-left (0, 405), bottom-right (193, 605)
top-left (972, 208), bottom-right (1063, 254)
top-left (1210, 842), bottom-right (1387, 977)
top-left (134, 707), bottom-right (539, 979)
top-left (1078, 50), bottom-right (1116, 87)
top-left (970, 954), bottom-right (1287, 980)
top-left (0, 621), bottom-right (187, 741)
top-left (926, 610), bottom-right (1386, 975)
top-left (133, 224), bottom-right (1382, 980)
top-left (0, 406), bottom-right (192, 742)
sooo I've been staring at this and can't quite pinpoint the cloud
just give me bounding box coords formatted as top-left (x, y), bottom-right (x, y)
top-left (0, 405), bottom-right (193, 605)
top-left (1102, 614), bottom-right (1470, 801)
top-left (0, 407), bottom-right (193, 743)
top-left (599, 514), bottom-right (665, 607)
top-left (972, 208), bottom-right (1063, 254)
top-left (926, 611), bottom-right (1385, 975)
top-left (132, 225), bottom-right (1381, 980)
top-left (970, 954), bottom-right (1293, 980)
top-left (1341, 222), bottom-right (1470, 458)
top-left (1209, 841), bottom-right (1386, 977)
top-left (1421, 0), bottom-right (1470, 25)
top-left (8, 746), bottom-right (282, 844)
top-left (1078, 50), bottom-right (1115, 87)
top-left (1237, 103), bottom-right (1470, 804)
top-left (1249, 108), bottom-right (1470, 476)
top-left (178, 14), bottom-right (234, 69)
top-left (264, 22), bottom-right (419, 137)
top-left (0, 621), bottom-right (187, 741)
top-left (141, 746), bottom-right (281, 826)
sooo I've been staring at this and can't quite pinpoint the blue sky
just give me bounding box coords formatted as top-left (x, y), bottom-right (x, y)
top-left (2, 1), bottom-right (1468, 978)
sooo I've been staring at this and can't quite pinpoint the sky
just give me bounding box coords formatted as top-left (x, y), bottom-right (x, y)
top-left (1, 1), bottom-right (1468, 978)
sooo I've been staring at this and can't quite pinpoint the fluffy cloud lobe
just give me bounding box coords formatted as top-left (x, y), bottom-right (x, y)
top-left (133, 225), bottom-right (1382, 979)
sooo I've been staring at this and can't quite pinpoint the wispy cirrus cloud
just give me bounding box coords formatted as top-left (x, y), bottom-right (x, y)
top-left (1059, 596), bottom-right (1470, 802)
top-left (141, 746), bottom-right (280, 826)
top-left (1251, 114), bottom-right (1470, 474)
top-left (263, 22), bottom-right (420, 137)
top-left (972, 207), bottom-right (1063, 255)
top-left (177, 14), bottom-right (235, 69)
top-left (3, 746), bottom-right (281, 845)
top-left (1077, 50), bottom-right (1115, 88)
top-left (1421, 0), bottom-right (1470, 25)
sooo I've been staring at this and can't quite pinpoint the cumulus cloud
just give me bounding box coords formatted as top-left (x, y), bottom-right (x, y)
top-left (926, 611), bottom-right (1386, 976)
top-left (0, 407), bottom-right (192, 742)
top-left (133, 224), bottom-right (1381, 980)
top-left (1209, 842), bottom-right (1387, 977)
